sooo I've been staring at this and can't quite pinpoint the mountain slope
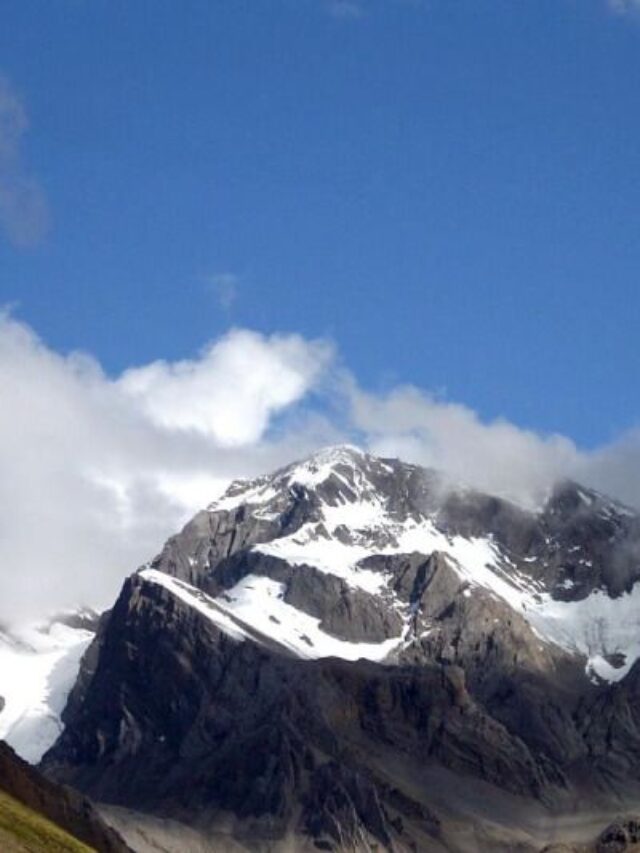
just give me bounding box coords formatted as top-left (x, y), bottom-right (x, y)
top-left (0, 788), bottom-right (93, 853)
top-left (40, 446), bottom-right (640, 850)
top-left (0, 740), bottom-right (130, 852)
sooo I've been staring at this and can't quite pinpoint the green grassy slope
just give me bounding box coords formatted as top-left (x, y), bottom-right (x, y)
top-left (0, 788), bottom-right (95, 853)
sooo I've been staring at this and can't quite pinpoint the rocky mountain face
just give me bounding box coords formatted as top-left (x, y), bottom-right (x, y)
top-left (37, 447), bottom-right (640, 851)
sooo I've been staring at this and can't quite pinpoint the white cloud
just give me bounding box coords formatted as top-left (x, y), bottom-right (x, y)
top-left (349, 382), bottom-right (640, 514)
top-left (118, 330), bottom-right (332, 444)
top-left (348, 382), bottom-right (582, 508)
top-left (0, 76), bottom-right (50, 247)
top-left (0, 316), bottom-right (334, 623)
top-left (4, 314), bottom-right (640, 624)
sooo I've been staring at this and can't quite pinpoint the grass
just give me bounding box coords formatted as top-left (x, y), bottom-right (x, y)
top-left (0, 788), bottom-right (95, 853)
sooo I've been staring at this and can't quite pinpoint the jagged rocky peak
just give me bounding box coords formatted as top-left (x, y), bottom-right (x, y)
top-left (137, 444), bottom-right (640, 687)
top-left (212, 444), bottom-right (384, 498)
top-left (148, 443), bottom-right (442, 589)
top-left (538, 479), bottom-right (640, 599)
top-left (544, 478), bottom-right (635, 519)
top-left (207, 442), bottom-right (440, 520)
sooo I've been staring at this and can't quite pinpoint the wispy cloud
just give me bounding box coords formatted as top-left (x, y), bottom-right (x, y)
top-left (207, 272), bottom-right (240, 311)
top-left (609, 0), bottom-right (639, 12)
top-left (348, 382), bottom-right (582, 508)
top-left (0, 314), bottom-right (335, 623)
top-left (321, 0), bottom-right (426, 18)
top-left (0, 76), bottom-right (50, 248)
top-left (325, 0), bottom-right (367, 19)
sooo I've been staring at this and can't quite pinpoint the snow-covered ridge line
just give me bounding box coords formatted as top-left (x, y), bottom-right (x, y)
top-left (218, 574), bottom-right (406, 662)
top-left (138, 568), bottom-right (405, 663)
top-left (208, 444), bottom-right (369, 512)
top-left (139, 569), bottom-right (250, 641)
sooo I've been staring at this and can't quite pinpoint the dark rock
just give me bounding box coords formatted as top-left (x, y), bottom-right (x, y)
top-left (596, 817), bottom-right (640, 852)
top-left (284, 567), bottom-right (403, 643)
top-left (42, 574), bottom-right (559, 847)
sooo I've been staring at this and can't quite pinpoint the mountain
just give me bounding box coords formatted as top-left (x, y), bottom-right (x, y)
top-left (35, 446), bottom-right (640, 851)
top-left (0, 739), bottom-right (130, 851)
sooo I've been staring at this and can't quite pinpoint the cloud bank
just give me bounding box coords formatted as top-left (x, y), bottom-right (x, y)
top-left (0, 316), bottom-right (335, 623)
top-left (0, 76), bottom-right (49, 247)
top-left (349, 383), bottom-right (583, 506)
top-left (2, 314), bottom-right (640, 624)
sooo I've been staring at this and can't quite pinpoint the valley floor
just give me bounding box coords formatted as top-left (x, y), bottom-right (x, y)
top-left (99, 779), bottom-right (640, 853)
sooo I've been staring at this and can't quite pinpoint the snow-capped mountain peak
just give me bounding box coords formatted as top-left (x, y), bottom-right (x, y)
top-left (145, 446), bottom-right (640, 686)
top-left (208, 443), bottom-right (382, 512)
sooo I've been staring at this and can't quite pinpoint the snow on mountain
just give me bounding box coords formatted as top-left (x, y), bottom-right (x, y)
top-left (0, 618), bottom-right (94, 762)
top-left (201, 445), bottom-right (640, 683)
top-left (253, 507), bottom-right (640, 682)
top-left (7, 444), bottom-right (640, 770)
top-left (524, 585), bottom-right (640, 682)
top-left (140, 567), bottom-right (405, 661)
top-left (207, 445), bottom-right (370, 513)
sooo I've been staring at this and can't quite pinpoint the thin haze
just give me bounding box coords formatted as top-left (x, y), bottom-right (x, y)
top-left (0, 76), bottom-right (49, 246)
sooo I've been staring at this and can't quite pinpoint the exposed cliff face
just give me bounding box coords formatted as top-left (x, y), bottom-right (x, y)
top-left (37, 447), bottom-right (640, 850)
top-left (42, 573), bottom-right (562, 850)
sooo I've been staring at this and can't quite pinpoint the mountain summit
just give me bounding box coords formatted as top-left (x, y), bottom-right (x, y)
top-left (137, 444), bottom-right (640, 681)
top-left (31, 446), bottom-right (640, 851)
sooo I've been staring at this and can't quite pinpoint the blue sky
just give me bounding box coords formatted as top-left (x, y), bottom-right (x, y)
top-left (1, 0), bottom-right (640, 448)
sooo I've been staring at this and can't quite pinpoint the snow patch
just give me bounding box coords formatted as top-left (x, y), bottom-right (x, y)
top-left (139, 568), bottom-right (403, 663)
top-left (255, 505), bottom-right (640, 682)
top-left (287, 445), bottom-right (366, 489)
top-left (525, 585), bottom-right (640, 682)
top-left (218, 574), bottom-right (404, 662)
top-left (209, 481), bottom-right (278, 512)
top-left (254, 525), bottom-right (388, 593)
top-left (0, 622), bottom-right (93, 763)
